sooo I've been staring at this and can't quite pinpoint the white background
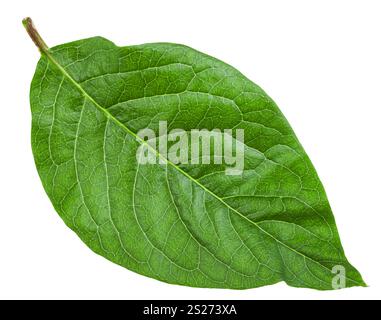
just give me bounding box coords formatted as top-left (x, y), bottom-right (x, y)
top-left (1, 0), bottom-right (380, 300)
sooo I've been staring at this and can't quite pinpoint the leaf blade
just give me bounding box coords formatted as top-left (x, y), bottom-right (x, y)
top-left (29, 37), bottom-right (365, 290)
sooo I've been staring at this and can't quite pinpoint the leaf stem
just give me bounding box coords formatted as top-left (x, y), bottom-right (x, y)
top-left (22, 17), bottom-right (49, 53)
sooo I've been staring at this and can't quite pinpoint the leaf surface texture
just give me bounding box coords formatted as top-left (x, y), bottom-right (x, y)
top-left (30, 37), bottom-right (365, 289)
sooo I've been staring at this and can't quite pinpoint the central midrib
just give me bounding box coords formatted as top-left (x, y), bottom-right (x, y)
top-left (42, 49), bottom-right (360, 286)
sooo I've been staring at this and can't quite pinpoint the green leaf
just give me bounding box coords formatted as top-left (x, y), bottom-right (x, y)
top-left (25, 18), bottom-right (365, 290)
